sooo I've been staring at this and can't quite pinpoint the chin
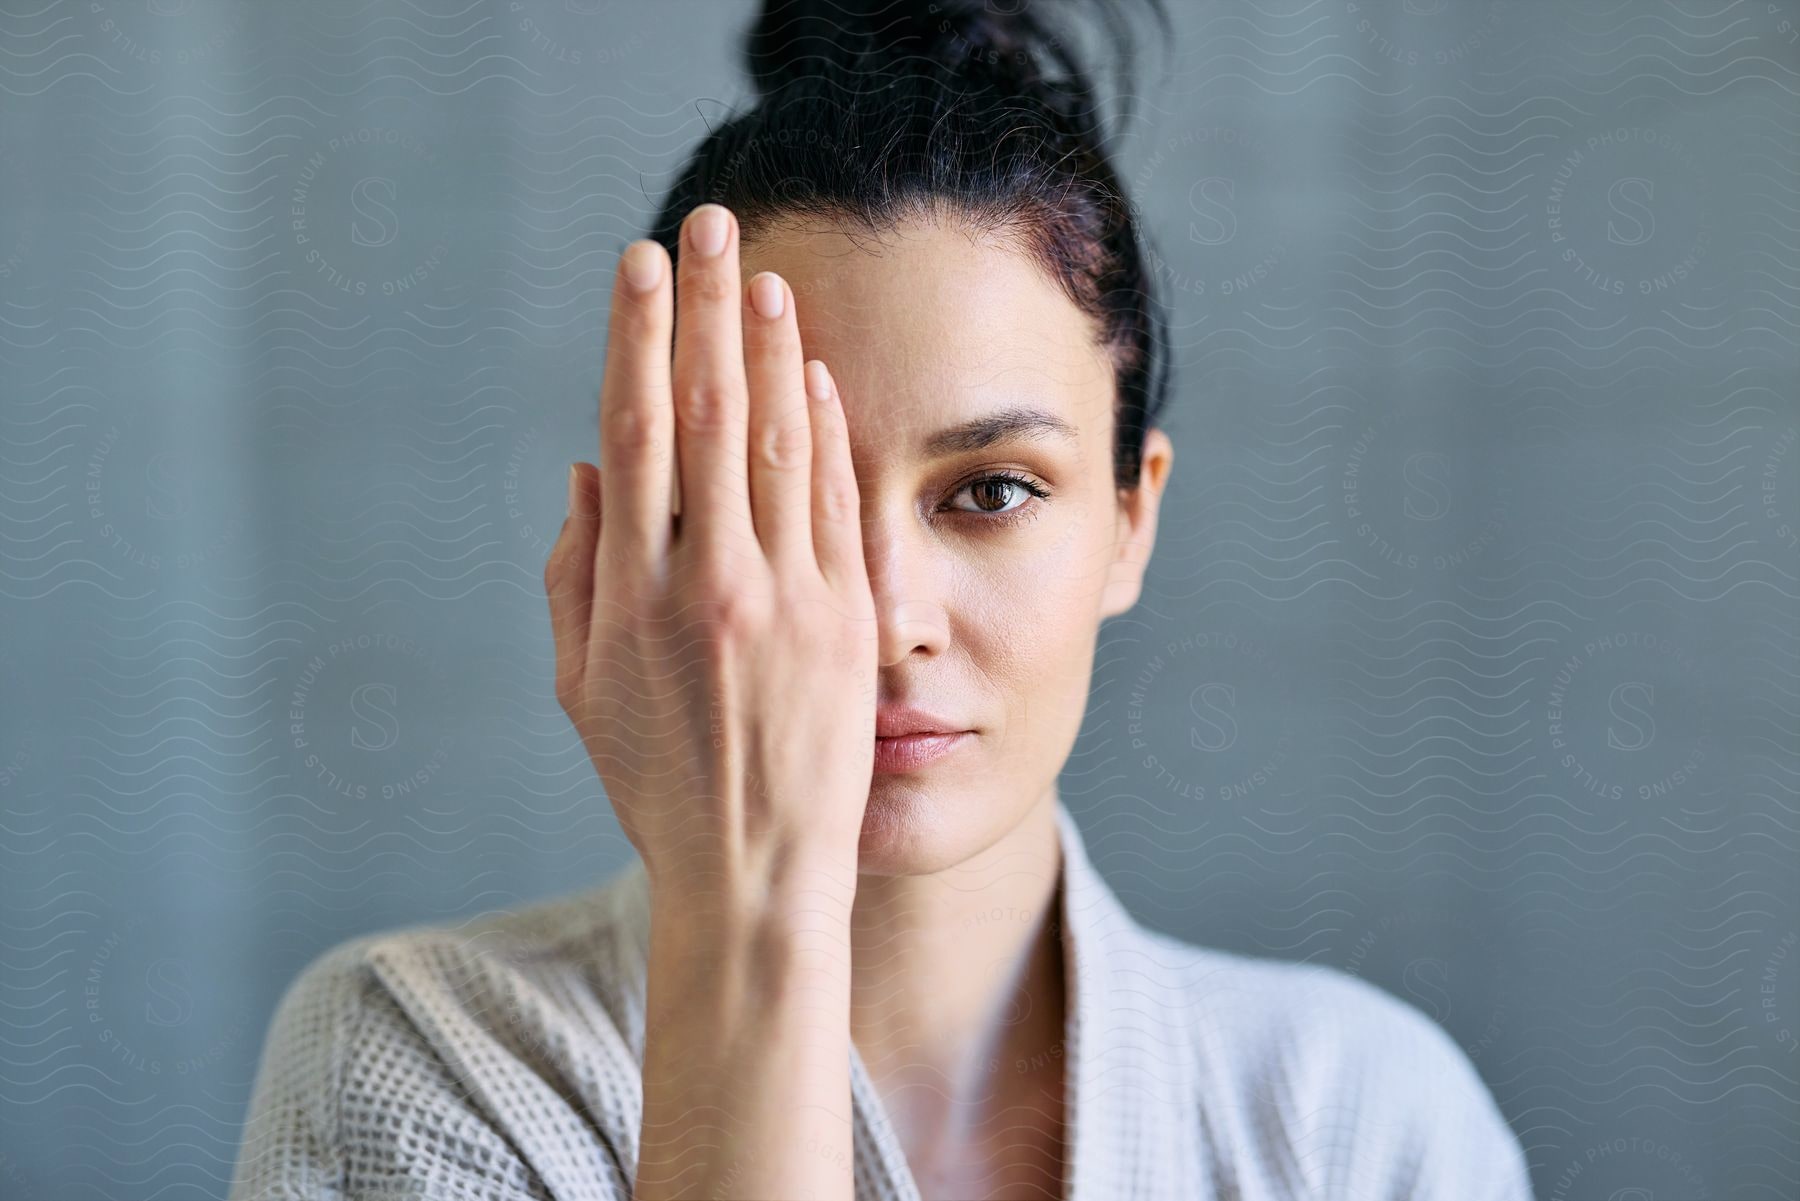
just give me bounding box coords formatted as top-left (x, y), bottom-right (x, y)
top-left (854, 781), bottom-right (1011, 878)
top-left (854, 786), bottom-right (951, 876)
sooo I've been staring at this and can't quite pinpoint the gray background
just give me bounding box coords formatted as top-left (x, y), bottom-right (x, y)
top-left (1, 1), bottom-right (1796, 1198)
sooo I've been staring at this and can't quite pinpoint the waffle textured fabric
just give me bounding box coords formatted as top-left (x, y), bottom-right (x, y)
top-left (229, 801), bottom-right (1534, 1200)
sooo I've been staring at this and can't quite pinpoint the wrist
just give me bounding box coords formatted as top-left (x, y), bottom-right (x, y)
top-left (648, 852), bottom-right (854, 974)
top-left (644, 837), bottom-right (858, 931)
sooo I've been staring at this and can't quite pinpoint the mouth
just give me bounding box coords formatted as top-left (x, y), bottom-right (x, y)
top-left (873, 730), bottom-right (973, 773)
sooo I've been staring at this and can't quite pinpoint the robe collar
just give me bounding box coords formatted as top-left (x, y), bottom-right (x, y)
top-left (618, 799), bottom-right (1162, 1200)
top-left (842, 799), bottom-right (1151, 1201)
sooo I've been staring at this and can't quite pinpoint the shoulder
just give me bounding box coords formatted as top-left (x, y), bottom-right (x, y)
top-left (1145, 932), bottom-right (1533, 1200)
top-left (1158, 934), bottom-right (1471, 1072)
top-left (267, 862), bottom-right (646, 1048)
top-left (232, 864), bottom-right (649, 1200)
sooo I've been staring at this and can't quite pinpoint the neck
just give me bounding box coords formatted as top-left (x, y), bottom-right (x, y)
top-left (846, 791), bottom-right (1068, 1150)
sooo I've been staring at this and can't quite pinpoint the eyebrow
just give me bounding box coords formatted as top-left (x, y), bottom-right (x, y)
top-left (920, 406), bottom-right (1081, 458)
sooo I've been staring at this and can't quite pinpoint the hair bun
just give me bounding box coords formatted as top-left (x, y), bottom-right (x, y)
top-left (745, 0), bottom-right (1070, 101)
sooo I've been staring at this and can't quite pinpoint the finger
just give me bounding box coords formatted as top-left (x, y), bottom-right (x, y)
top-left (742, 270), bottom-right (814, 570)
top-left (805, 361), bottom-right (866, 590)
top-left (670, 203), bottom-right (756, 563)
top-left (547, 462), bottom-right (602, 702)
top-left (598, 238), bottom-right (675, 573)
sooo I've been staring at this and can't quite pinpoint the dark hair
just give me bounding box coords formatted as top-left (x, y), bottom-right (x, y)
top-left (645, 0), bottom-right (1175, 492)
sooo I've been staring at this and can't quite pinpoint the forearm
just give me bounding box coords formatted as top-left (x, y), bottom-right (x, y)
top-left (633, 867), bottom-right (856, 1201)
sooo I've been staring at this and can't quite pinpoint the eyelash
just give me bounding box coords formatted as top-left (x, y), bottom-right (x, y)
top-left (941, 470), bottom-right (1052, 529)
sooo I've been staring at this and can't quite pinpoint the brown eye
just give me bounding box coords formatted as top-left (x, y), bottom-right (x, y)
top-left (971, 477), bottom-right (1022, 513)
top-left (943, 471), bottom-right (1051, 525)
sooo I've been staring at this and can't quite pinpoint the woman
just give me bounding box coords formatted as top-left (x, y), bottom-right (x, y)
top-left (230, 1), bottom-right (1534, 1198)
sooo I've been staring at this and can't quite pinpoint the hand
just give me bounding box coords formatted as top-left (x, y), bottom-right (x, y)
top-left (544, 203), bottom-right (878, 912)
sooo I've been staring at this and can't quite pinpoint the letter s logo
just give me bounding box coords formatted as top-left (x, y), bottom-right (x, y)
top-left (144, 959), bottom-right (193, 1027)
top-left (1606, 681), bottom-right (1656, 751)
top-left (1606, 177), bottom-right (1655, 246)
top-left (1401, 451), bottom-right (1454, 522)
top-left (1402, 957), bottom-right (1453, 1023)
top-left (1186, 177), bottom-right (1238, 246)
top-left (144, 451), bottom-right (192, 522)
top-left (349, 682), bottom-right (401, 751)
top-left (350, 177), bottom-right (399, 248)
top-left (1188, 682), bottom-right (1239, 752)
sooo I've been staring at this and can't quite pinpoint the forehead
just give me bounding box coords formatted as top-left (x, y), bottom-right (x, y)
top-left (739, 214), bottom-right (1115, 450)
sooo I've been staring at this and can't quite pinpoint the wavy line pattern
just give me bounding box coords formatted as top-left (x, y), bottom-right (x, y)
top-left (0, 0), bottom-right (1794, 1198)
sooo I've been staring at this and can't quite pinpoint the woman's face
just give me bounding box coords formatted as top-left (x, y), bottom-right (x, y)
top-left (740, 214), bottom-right (1173, 876)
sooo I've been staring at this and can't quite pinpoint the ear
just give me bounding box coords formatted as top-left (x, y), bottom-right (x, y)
top-left (1101, 427), bottom-right (1174, 620)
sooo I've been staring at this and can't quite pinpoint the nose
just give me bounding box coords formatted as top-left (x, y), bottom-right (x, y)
top-left (861, 514), bottom-right (950, 667)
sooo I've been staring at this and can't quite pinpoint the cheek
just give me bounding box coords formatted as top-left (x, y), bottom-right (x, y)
top-left (968, 482), bottom-right (1110, 577)
top-left (980, 501), bottom-right (1115, 618)
top-left (950, 537), bottom-right (1101, 737)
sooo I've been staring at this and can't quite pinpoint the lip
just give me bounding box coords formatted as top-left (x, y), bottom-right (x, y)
top-left (873, 731), bottom-right (972, 773)
top-left (875, 703), bottom-right (968, 739)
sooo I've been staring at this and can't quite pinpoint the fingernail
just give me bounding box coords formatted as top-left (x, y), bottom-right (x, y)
top-left (805, 359), bottom-right (832, 402)
top-left (687, 204), bottom-right (729, 258)
top-left (567, 464), bottom-right (579, 518)
top-left (749, 272), bottom-right (785, 320)
top-left (621, 240), bottom-right (662, 292)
